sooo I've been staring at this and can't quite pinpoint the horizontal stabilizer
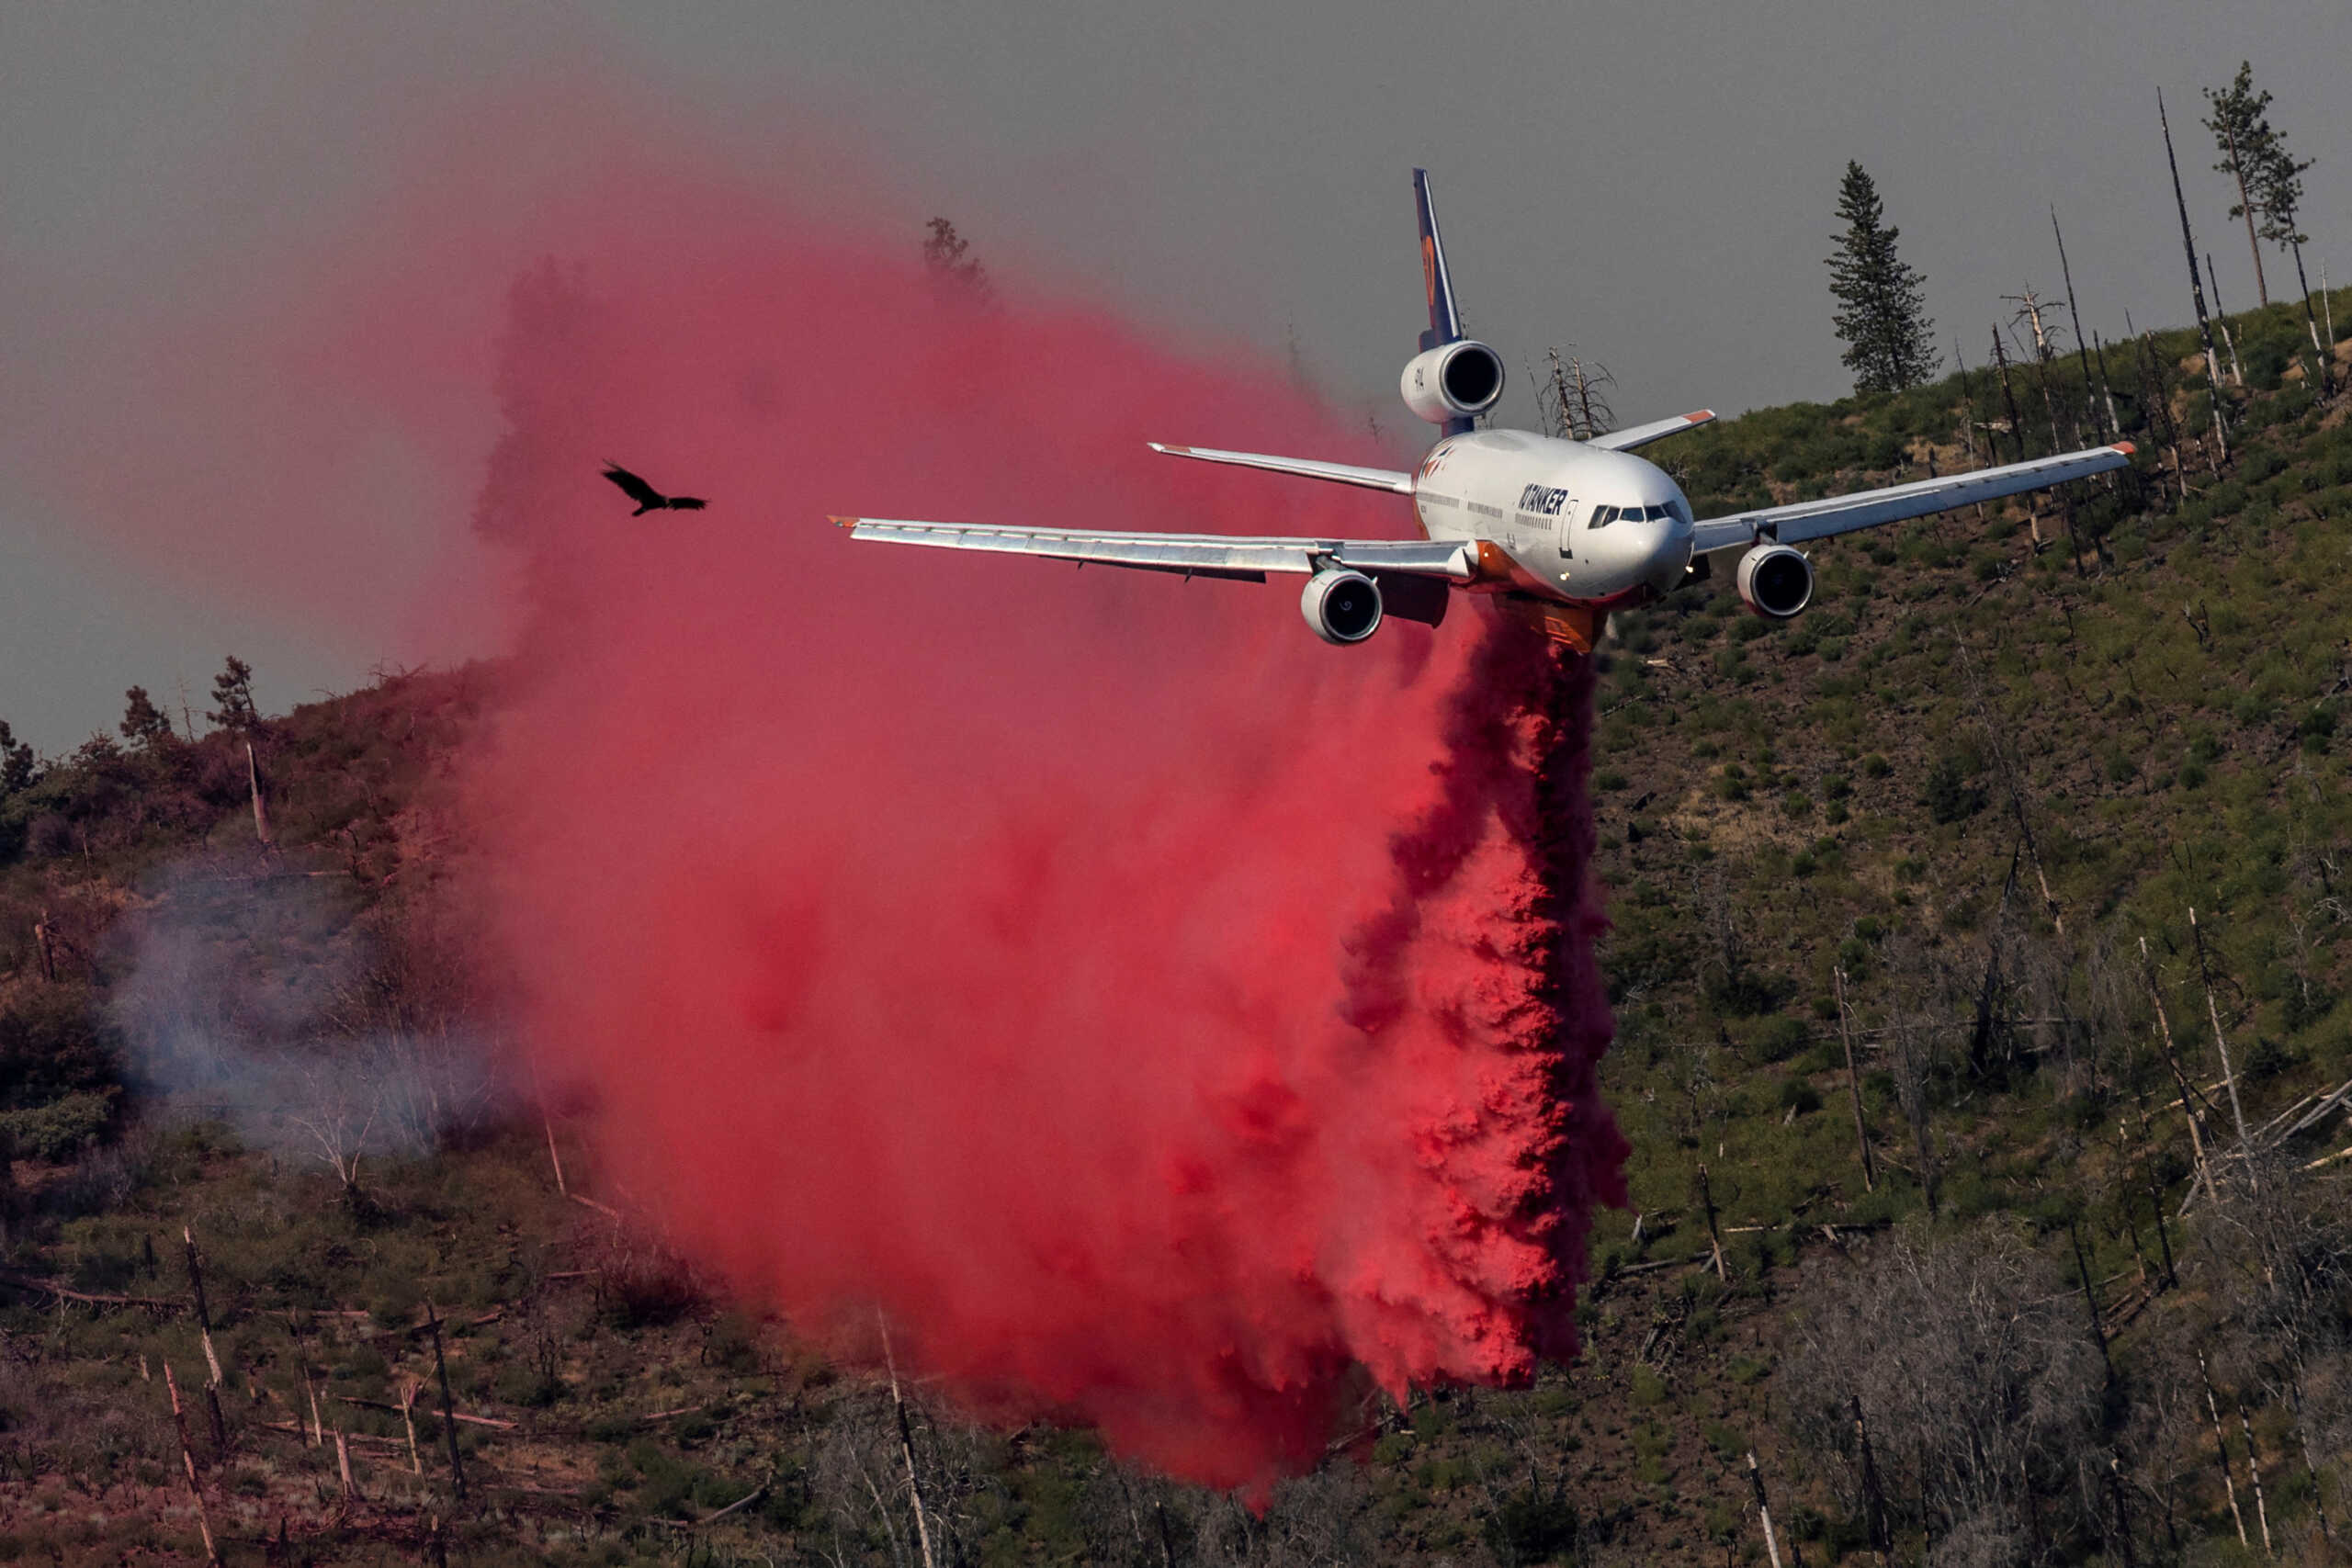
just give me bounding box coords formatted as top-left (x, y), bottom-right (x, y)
top-left (1589, 410), bottom-right (1716, 452)
top-left (1148, 443), bottom-right (1416, 494)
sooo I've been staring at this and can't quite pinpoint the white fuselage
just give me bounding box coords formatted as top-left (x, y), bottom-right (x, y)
top-left (1410, 430), bottom-right (1696, 606)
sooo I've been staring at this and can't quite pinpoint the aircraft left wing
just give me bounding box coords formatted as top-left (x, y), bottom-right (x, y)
top-left (1689, 442), bottom-right (2135, 552)
top-left (835, 516), bottom-right (1474, 582)
top-left (1589, 410), bottom-right (1716, 452)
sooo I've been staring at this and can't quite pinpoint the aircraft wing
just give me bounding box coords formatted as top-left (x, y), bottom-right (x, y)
top-left (1589, 410), bottom-right (1716, 452)
top-left (1688, 442), bottom-right (2135, 553)
top-left (835, 516), bottom-right (1474, 581)
top-left (1148, 443), bottom-right (1416, 494)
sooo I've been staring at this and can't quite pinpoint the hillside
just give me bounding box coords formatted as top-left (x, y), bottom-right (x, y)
top-left (1, 291), bottom-right (2349, 1566)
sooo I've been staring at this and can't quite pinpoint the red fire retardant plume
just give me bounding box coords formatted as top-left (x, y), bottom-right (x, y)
top-left (450, 197), bottom-right (1626, 1491)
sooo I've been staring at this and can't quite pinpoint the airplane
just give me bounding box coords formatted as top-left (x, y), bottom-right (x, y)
top-left (834, 171), bottom-right (2133, 651)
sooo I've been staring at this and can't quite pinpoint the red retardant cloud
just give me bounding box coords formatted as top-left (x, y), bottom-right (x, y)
top-left (14, 100), bottom-right (1626, 1485)
top-left (461, 211), bottom-right (1625, 1489)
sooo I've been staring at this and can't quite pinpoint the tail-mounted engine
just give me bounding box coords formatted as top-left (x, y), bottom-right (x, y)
top-left (1300, 569), bottom-right (1383, 644)
top-left (1399, 340), bottom-right (1505, 425)
top-left (1736, 544), bottom-right (1814, 619)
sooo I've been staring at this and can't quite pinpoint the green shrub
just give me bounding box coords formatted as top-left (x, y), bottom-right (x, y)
top-left (0, 1090), bottom-right (117, 1161)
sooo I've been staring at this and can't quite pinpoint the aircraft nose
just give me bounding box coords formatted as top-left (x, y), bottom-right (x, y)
top-left (1642, 517), bottom-right (1694, 593)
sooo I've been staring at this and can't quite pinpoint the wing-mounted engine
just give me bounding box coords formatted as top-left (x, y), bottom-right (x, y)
top-left (1736, 544), bottom-right (1814, 619)
top-left (1300, 569), bottom-right (1384, 644)
top-left (1399, 340), bottom-right (1505, 426)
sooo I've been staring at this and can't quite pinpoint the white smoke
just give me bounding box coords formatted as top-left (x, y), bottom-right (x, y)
top-left (107, 856), bottom-right (503, 1176)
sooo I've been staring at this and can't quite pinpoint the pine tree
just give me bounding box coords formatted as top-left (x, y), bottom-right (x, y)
top-left (2203, 62), bottom-right (2284, 308)
top-left (2241, 83), bottom-right (2329, 393)
top-left (1827, 162), bottom-right (1939, 396)
top-left (921, 218), bottom-right (989, 302)
top-left (208, 656), bottom-right (258, 732)
top-left (0, 720), bottom-right (34, 795)
top-left (120, 686), bottom-right (175, 750)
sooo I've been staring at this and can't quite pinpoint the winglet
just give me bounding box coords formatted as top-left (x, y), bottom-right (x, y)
top-left (2111, 441), bottom-right (2136, 457)
top-left (1412, 169), bottom-right (1464, 354)
top-left (830, 515), bottom-right (861, 528)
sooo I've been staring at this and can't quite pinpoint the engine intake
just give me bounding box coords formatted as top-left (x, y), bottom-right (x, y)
top-left (1300, 569), bottom-right (1383, 644)
top-left (1736, 544), bottom-right (1814, 619)
top-left (1400, 340), bottom-right (1506, 425)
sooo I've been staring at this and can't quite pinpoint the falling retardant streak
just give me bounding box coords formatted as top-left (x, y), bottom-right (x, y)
top-left (462, 216), bottom-right (1626, 1489)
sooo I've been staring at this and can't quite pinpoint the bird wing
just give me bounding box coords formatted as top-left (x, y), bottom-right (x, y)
top-left (601, 463), bottom-right (666, 507)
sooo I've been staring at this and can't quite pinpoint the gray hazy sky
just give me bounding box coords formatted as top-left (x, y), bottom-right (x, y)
top-left (4, 0), bottom-right (2346, 751)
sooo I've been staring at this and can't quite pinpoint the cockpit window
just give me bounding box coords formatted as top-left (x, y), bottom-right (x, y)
top-left (1589, 505), bottom-right (1619, 528)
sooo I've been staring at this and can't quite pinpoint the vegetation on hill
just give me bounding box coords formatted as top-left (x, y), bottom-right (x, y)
top-left (1, 287), bottom-right (2349, 1564)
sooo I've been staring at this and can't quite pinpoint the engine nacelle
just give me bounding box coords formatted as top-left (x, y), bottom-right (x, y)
top-left (1736, 544), bottom-right (1815, 619)
top-left (1399, 340), bottom-right (1506, 425)
top-left (1300, 569), bottom-right (1383, 645)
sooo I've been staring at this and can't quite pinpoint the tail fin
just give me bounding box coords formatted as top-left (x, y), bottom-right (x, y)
top-left (1412, 169), bottom-right (1464, 353)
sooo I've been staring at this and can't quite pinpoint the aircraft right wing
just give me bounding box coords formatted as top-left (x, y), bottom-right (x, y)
top-left (1589, 410), bottom-right (1716, 452)
top-left (1688, 442), bottom-right (2135, 552)
top-left (835, 515), bottom-right (1473, 581)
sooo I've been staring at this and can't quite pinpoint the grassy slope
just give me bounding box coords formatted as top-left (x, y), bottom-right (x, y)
top-left (1, 296), bottom-right (2349, 1564)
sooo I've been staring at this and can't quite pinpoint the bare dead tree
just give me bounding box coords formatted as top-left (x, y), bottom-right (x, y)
top-left (2159, 91), bottom-right (2232, 460)
top-left (2007, 291), bottom-right (2087, 572)
top-left (2235, 1398), bottom-right (2274, 1555)
top-left (2089, 331), bottom-right (2124, 449)
top-left (1989, 326), bottom-right (2044, 550)
top-left (164, 1363), bottom-right (222, 1565)
top-left (2140, 935), bottom-right (2217, 1204)
top-left (424, 1301), bottom-right (465, 1502)
top-left (244, 742), bottom-right (271, 846)
top-left (2205, 254), bottom-right (2246, 388)
top-left (2188, 908), bottom-right (2250, 1147)
top-left (182, 1226), bottom-right (228, 1457)
top-left (2051, 208), bottom-right (2109, 442)
top-left (1536, 347), bottom-right (1616, 442)
top-left (1835, 967), bottom-right (1876, 1192)
top-left (1746, 1450), bottom-right (1798, 1568)
top-left (1696, 1162), bottom-right (1729, 1279)
top-left (2131, 328), bottom-right (2190, 495)
top-left (1952, 335), bottom-right (1986, 464)
top-left (2200, 1350), bottom-right (2253, 1547)
top-left (1781, 1223), bottom-right (2108, 1551)
top-left (878, 1313), bottom-right (940, 1568)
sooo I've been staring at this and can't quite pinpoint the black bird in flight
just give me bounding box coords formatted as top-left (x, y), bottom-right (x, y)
top-left (600, 462), bottom-right (708, 516)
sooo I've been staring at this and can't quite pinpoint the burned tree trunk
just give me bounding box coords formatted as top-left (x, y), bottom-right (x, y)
top-left (2206, 254), bottom-right (2245, 388)
top-left (164, 1363), bottom-right (223, 1566)
top-left (183, 1227), bottom-right (229, 1458)
top-left (2200, 1351), bottom-right (2251, 1548)
top-left (2140, 937), bottom-right (2216, 1202)
top-left (2188, 908), bottom-right (2250, 1147)
top-left (2052, 209), bottom-right (2109, 442)
top-left (1834, 967), bottom-right (1875, 1192)
top-left (2159, 92), bottom-right (2230, 460)
top-left (425, 1301), bottom-right (466, 1502)
top-left (1991, 328), bottom-right (2043, 549)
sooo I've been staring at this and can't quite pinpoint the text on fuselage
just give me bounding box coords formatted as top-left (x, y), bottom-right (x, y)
top-left (1518, 484), bottom-right (1571, 516)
